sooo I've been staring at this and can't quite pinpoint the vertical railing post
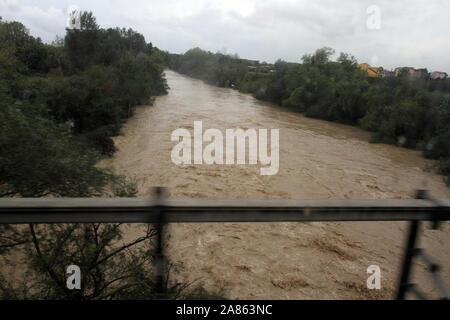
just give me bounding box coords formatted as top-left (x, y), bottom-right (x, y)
top-left (396, 220), bottom-right (420, 299)
top-left (153, 186), bottom-right (167, 299)
top-left (396, 189), bottom-right (425, 300)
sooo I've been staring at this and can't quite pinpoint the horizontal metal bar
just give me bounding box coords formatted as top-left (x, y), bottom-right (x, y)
top-left (0, 198), bottom-right (449, 224)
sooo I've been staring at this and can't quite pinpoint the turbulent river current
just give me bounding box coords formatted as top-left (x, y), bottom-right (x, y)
top-left (99, 70), bottom-right (450, 299)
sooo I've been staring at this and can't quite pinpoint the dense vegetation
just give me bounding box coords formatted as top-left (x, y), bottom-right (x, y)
top-left (169, 47), bottom-right (450, 185)
top-left (0, 14), bottom-right (225, 300)
top-left (0, 13), bottom-right (168, 198)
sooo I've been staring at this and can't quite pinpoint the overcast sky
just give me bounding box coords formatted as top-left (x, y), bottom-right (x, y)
top-left (1, 0), bottom-right (449, 72)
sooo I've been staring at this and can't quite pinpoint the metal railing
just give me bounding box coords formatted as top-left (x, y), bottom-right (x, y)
top-left (0, 188), bottom-right (449, 299)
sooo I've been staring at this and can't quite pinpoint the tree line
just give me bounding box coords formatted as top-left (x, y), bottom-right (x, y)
top-left (168, 47), bottom-right (450, 185)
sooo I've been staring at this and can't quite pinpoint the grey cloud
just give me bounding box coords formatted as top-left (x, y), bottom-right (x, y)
top-left (0, 0), bottom-right (449, 72)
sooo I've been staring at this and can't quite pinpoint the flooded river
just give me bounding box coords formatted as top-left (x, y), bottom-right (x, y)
top-left (99, 70), bottom-right (450, 299)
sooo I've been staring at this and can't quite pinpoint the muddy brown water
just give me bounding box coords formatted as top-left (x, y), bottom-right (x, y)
top-left (99, 70), bottom-right (450, 299)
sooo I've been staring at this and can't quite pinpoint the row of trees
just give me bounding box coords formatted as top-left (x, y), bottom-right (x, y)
top-left (169, 47), bottom-right (450, 185)
top-left (0, 14), bottom-right (225, 300)
top-left (169, 48), bottom-right (249, 87)
top-left (1, 13), bottom-right (168, 198)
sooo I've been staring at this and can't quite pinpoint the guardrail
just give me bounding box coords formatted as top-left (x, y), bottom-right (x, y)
top-left (1, 198), bottom-right (449, 224)
top-left (0, 188), bottom-right (449, 299)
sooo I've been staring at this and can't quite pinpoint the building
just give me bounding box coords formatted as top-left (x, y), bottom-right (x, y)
top-left (378, 69), bottom-right (394, 78)
top-left (359, 63), bottom-right (393, 78)
top-left (430, 71), bottom-right (448, 80)
top-left (361, 64), bottom-right (446, 80)
top-left (394, 67), bottom-right (429, 79)
top-left (359, 63), bottom-right (381, 77)
top-left (394, 67), bottom-right (414, 77)
top-left (412, 68), bottom-right (429, 80)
